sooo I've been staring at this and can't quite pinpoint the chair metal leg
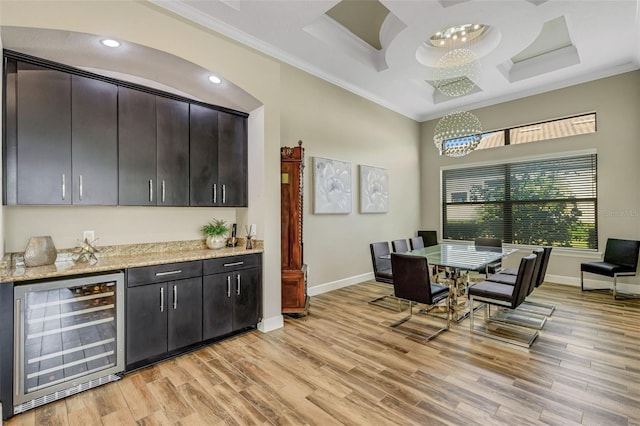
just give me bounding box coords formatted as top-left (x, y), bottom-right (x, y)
top-left (389, 299), bottom-right (449, 341)
top-left (368, 293), bottom-right (407, 312)
top-left (517, 299), bottom-right (555, 316)
top-left (487, 304), bottom-right (547, 330)
top-left (581, 271), bottom-right (613, 293)
top-left (612, 273), bottom-right (640, 300)
top-left (581, 272), bottom-right (639, 299)
top-left (469, 296), bottom-right (539, 348)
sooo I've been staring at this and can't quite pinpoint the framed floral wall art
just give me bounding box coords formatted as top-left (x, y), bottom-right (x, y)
top-left (359, 165), bottom-right (389, 213)
top-left (313, 157), bottom-right (352, 214)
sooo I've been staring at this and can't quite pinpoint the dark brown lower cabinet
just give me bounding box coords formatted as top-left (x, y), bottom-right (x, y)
top-left (203, 267), bottom-right (261, 340)
top-left (126, 277), bottom-right (202, 368)
top-left (125, 255), bottom-right (261, 371)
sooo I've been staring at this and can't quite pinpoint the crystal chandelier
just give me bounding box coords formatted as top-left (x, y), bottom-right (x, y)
top-left (433, 111), bottom-right (483, 157)
top-left (430, 23), bottom-right (487, 157)
top-left (433, 48), bottom-right (481, 97)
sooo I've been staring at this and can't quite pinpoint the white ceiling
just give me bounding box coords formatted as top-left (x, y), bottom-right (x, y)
top-left (151, 0), bottom-right (640, 121)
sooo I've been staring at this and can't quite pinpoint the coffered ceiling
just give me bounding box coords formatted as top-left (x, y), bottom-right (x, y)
top-left (152, 0), bottom-right (640, 121)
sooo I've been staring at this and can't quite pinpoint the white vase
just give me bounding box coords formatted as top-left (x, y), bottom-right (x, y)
top-left (206, 235), bottom-right (226, 249)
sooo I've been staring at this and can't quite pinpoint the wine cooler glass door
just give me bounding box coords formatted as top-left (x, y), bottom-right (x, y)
top-left (13, 272), bottom-right (124, 411)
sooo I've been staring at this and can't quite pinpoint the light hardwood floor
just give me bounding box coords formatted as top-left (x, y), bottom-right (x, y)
top-left (5, 280), bottom-right (640, 426)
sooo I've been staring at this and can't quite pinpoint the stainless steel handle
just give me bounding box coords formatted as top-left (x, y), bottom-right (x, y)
top-left (79, 175), bottom-right (83, 201)
top-left (222, 184), bottom-right (226, 204)
top-left (149, 179), bottom-right (153, 202)
top-left (226, 276), bottom-right (231, 297)
top-left (160, 287), bottom-right (164, 312)
top-left (61, 174), bottom-right (66, 200)
top-left (224, 261), bottom-right (244, 267)
top-left (162, 180), bottom-right (166, 203)
top-left (236, 274), bottom-right (241, 296)
top-left (173, 284), bottom-right (177, 310)
top-left (14, 298), bottom-right (21, 397)
top-left (213, 184), bottom-right (217, 204)
top-left (155, 270), bottom-right (182, 277)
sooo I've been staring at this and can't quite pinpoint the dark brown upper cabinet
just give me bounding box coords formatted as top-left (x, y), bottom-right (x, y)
top-left (3, 51), bottom-right (248, 208)
top-left (118, 87), bottom-right (157, 206)
top-left (14, 61), bottom-right (71, 205)
top-left (71, 75), bottom-right (118, 205)
top-left (118, 91), bottom-right (189, 206)
top-left (218, 111), bottom-right (248, 207)
top-left (156, 96), bottom-right (189, 206)
top-left (190, 105), bottom-right (247, 207)
top-left (3, 60), bottom-right (117, 205)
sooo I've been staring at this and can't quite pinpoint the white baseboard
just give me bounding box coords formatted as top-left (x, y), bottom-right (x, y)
top-left (258, 314), bottom-right (284, 332)
top-left (307, 272), bottom-right (374, 296)
top-left (306, 272), bottom-right (639, 296)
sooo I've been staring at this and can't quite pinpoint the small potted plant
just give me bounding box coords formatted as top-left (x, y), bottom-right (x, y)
top-left (201, 219), bottom-right (230, 249)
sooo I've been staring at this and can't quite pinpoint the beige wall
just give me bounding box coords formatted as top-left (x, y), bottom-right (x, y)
top-left (3, 1), bottom-right (638, 310)
top-left (420, 71), bottom-right (640, 290)
top-left (280, 64), bottom-right (421, 292)
top-left (0, 0), bottom-right (284, 330)
top-left (0, 0), bottom-right (421, 325)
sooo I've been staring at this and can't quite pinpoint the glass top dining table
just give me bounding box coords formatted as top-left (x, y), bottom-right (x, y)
top-left (389, 243), bottom-right (517, 322)
top-left (404, 243), bottom-right (516, 272)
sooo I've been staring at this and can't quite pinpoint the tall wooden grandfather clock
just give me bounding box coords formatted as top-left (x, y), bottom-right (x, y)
top-left (281, 140), bottom-right (308, 315)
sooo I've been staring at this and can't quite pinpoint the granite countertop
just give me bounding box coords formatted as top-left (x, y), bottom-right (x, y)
top-left (1, 239), bottom-right (263, 283)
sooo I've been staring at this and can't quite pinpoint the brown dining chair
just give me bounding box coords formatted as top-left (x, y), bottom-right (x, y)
top-left (482, 248), bottom-right (547, 329)
top-left (409, 236), bottom-right (424, 250)
top-left (417, 230), bottom-right (438, 247)
top-left (368, 242), bottom-right (404, 311)
top-left (390, 253), bottom-right (450, 341)
top-left (468, 253), bottom-right (539, 348)
top-left (474, 237), bottom-right (503, 276)
top-left (392, 239), bottom-right (409, 253)
top-left (492, 246), bottom-right (554, 316)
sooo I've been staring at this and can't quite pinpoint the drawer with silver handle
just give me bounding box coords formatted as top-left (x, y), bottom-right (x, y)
top-left (127, 261), bottom-right (203, 287)
top-left (203, 254), bottom-right (260, 275)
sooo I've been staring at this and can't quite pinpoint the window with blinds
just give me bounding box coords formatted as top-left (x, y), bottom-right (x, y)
top-left (442, 153), bottom-right (597, 249)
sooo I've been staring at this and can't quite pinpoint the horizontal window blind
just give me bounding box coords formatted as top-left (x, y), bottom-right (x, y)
top-left (442, 154), bottom-right (597, 249)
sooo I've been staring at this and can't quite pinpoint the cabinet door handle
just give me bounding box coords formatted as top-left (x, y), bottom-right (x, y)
top-left (79, 175), bottom-right (83, 201)
top-left (236, 274), bottom-right (241, 296)
top-left (155, 270), bottom-right (182, 277)
top-left (173, 284), bottom-right (178, 310)
top-left (160, 287), bottom-right (164, 312)
top-left (162, 180), bottom-right (166, 203)
top-left (226, 276), bottom-right (231, 297)
top-left (223, 261), bottom-right (244, 267)
top-left (14, 298), bottom-right (21, 397)
top-left (222, 184), bottom-right (226, 204)
top-left (213, 184), bottom-right (217, 204)
top-left (149, 179), bottom-right (153, 202)
top-left (61, 174), bottom-right (66, 200)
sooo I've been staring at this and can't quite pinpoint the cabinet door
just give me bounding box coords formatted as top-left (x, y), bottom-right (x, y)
top-left (126, 282), bottom-right (167, 365)
top-left (71, 75), bottom-right (118, 205)
top-left (233, 268), bottom-right (261, 331)
top-left (167, 277), bottom-right (203, 351)
top-left (189, 104), bottom-right (219, 206)
top-left (202, 273), bottom-right (233, 340)
top-left (217, 112), bottom-right (247, 207)
top-left (156, 97), bottom-right (189, 206)
top-left (118, 87), bottom-right (156, 205)
top-left (16, 61), bottom-right (71, 204)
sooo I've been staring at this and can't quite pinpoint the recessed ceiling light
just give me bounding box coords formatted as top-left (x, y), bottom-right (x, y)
top-left (101, 39), bottom-right (120, 48)
top-left (428, 23), bottom-right (488, 49)
top-left (208, 75), bottom-right (222, 84)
